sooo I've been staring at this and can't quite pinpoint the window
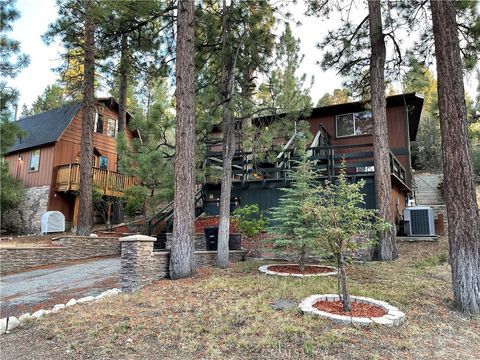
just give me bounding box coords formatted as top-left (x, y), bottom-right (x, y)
top-left (99, 156), bottom-right (108, 170)
top-left (29, 149), bottom-right (40, 171)
top-left (107, 118), bottom-right (117, 137)
top-left (94, 113), bottom-right (104, 134)
top-left (336, 111), bottom-right (373, 137)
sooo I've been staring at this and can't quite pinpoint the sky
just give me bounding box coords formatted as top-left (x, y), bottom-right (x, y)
top-left (8, 0), bottom-right (478, 111)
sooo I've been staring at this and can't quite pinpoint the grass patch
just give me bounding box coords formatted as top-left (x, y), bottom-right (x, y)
top-left (1, 237), bottom-right (479, 359)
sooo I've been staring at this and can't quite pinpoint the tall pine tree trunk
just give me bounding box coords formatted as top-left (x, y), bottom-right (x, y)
top-left (368, 0), bottom-right (397, 261)
top-left (431, 0), bottom-right (480, 313)
top-left (113, 34), bottom-right (129, 225)
top-left (76, 0), bottom-right (95, 236)
top-left (216, 0), bottom-right (236, 268)
top-left (170, 0), bottom-right (196, 279)
top-left (217, 113), bottom-right (235, 268)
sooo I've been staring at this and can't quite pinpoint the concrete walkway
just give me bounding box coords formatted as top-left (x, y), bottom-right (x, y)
top-left (0, 257), bottom-right (120, 318)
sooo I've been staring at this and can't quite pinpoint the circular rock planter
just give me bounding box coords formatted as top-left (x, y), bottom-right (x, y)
top-left (299, 294), bottom-right (405, 326)
top-left (258, 264), bottom-right (337, 277)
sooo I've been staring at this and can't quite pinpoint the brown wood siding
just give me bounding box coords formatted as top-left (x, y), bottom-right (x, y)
top-left (48, 192), bottom-right (76, 221)
top-left (307, 105), bottom-right (409, 170)
top-left (391, 184), bottom-right (407, 224)
top-left (4, 145), bottom-right (55, 187)
top-left (55, 105), bottom-right (135, 171)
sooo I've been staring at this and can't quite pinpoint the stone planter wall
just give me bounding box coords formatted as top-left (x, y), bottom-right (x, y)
top-left (120, 235), bottom-right (247, 292)
top-left (0, 236), bottom-right (120, 274)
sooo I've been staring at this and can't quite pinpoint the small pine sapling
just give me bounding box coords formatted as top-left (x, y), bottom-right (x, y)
top-left (269, 152), bottom-right (320, 272)
top-left (307, 169), bottom-right (390, 312)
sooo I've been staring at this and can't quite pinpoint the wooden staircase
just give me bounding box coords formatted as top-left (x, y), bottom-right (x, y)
top-left (414, 172), bottom-right (447, 229)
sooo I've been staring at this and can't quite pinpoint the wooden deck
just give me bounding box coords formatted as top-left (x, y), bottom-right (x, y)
top-left (55, 163), bottom-right (136, 197)
top-left (206, 143), bottom-right (411, 190)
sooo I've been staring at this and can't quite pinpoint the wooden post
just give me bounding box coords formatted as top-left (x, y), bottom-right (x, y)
top-left (105, 170), bottom-right (109, 195)
top-left (73, 195), bottom-right (80, 228)
top-left (67, 164), bottom-right (72, 190)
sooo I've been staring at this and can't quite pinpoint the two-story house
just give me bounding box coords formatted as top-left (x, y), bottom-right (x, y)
top-left (202, 92), bottom-right (424, 227)
top-left (3, 97), bottom-right (138, 233)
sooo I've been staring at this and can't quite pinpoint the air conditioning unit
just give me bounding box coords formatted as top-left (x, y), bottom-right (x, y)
top-left (403, 206), bottom-right (435, 236)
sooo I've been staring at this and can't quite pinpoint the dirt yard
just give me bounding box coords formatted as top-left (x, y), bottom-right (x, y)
top-left (1, 237), bottom-right (479, 360)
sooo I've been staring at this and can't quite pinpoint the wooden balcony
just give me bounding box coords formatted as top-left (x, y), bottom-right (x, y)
top-left (55, 163), bottom-right (136, 197)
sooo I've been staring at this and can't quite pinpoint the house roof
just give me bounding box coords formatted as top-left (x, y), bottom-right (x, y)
top-left (7, 97), bottom-right (137, 155)
top-left (8, 102), bottom-right (82, 154)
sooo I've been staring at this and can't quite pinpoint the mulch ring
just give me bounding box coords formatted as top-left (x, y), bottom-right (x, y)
top-left (267, 264), bottom-right (335, 275)
top-left (313, 300), bottom-right (387, 318)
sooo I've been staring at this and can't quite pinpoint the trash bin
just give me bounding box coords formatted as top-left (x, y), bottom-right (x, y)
top-left (204, 226), bottom-right (218, 251)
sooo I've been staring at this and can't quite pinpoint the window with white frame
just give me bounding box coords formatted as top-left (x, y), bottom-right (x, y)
top-left (29, 149), bottom-right (40, 171)
top-left (335, 111), bottom-right (373, 137)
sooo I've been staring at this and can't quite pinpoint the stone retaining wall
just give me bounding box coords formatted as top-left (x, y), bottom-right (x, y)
top-left (0, 236), bottom-right (120, 274)
top-left (120, 235), bottom-right (246, 292)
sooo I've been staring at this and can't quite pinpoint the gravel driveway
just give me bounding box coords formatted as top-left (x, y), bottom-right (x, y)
top-left (0, 257), bottom-right (120, 318)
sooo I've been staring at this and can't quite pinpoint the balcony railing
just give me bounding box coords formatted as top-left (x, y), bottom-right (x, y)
top-left (206, 143), bottom-right (411, 189)
top-left (55, 163), bottom-right (136, 197)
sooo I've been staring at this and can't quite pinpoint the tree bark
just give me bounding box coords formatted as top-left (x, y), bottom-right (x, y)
top-left (338, 253), bottom-right (351, 312)
top-left (216, 0), bottom-right (236, 269)
top-left (431, 0), bottom-right (480, 313)
top-left (76, 0), bottom-right (95, 236)
top-left (368, 0), bottom-right (397, 261)
top-left (117, 34), bottom-right (128, 134)
top-left (113, 34), bottom-right (129, 225)
top-left (170, 0), bottom-right (196, 279)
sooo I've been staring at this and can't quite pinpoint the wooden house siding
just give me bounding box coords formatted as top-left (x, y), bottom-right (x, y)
top-left (55, 106), bottom-right (135, 171)
top-left (307, 105), bottom-right (409, 170)
top-left (4, 145), bottom-right (55, 187)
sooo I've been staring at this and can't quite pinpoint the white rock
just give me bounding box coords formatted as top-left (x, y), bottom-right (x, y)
top-left (351, 317), bottom-right (372, 326)
top-left (97, 288), bottom-right (122, 299)
top-left (19, 313), bottom-right (31, 322)
top-left (89, 233), bottom-right (98, 237)
top-left (0, 318), bottom-right (7, 334)
top-left (77, 296), bottom-right (95, 304)
top-left (66, 298), bottom-right (77, 307)
top-left (371, 317), bottom-right (395, 326)
top-left (32, 309), bottom-right (48, 319)
top-left (6, 317), bottom-right (20, 331)
top-left (52, 304), bottom-right (65, 312)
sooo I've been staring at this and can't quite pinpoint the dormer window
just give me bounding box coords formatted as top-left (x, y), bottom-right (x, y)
top-left (336, 111), bottom-right (373, 138)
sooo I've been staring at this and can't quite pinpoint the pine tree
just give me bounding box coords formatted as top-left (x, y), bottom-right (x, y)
top-left (170, 0), bottom-right (197, 279)
top-left (368, 0), bottom-right (397, 261)
top-left (44, 0), bottom-right (100, 235)
top-left (431, 0), bottom-right (480, 314)
top-left (269, 150), bottom-right (320, 271)
top-left (308, 168), bottom-right (389, 312)
top-left (21, 84), bottom-right (66, 117)
top-left (0, 0), bottom-right (28, 216)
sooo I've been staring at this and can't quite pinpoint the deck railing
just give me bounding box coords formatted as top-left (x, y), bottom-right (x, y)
top-left (56, 163), bottom-right (136, 197)
top-left (206, 143), bottom-right (410, 188)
